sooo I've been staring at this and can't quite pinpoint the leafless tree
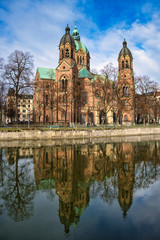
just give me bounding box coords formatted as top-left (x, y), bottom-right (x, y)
top-left (93, 63), bottom-right (118, 124)
top-left (4, 50), bottom-right (34, 122)
top-left (135, 75), bottom-right (158, 124)
top-left (0, 56), bottom-right (6, 125)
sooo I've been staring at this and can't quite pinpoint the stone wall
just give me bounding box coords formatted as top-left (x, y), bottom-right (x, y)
top-left (0, 127), bottom-right (160, 141)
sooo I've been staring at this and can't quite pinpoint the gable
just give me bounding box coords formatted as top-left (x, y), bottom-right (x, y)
top-left (56, 60), bottom-right (75, 70)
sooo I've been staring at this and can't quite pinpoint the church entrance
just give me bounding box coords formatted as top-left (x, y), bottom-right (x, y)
top-left (89, 112), bottom-right (94, 124)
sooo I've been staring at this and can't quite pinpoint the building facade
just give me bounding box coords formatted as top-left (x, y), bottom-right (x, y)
top-left (34, 24), bottom-right (135, 125)
top-left (6, 88), bottom-right (33, 124)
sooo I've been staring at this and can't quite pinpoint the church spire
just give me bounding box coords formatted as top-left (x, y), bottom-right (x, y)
top-left (72, 21), bottom-right (80, 41)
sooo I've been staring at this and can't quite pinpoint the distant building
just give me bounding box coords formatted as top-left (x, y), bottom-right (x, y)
top-left (6, 88), bottom-right (33, 124)
top-left (34, 23), bottom-right (135, 125)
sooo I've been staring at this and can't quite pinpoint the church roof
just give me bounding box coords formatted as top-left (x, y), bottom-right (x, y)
top-left (78, 67), bottom-right (94, 79)
top-left (37, 67), bottom-right (56, 80)
top-left (75, 40), bottom-right (89, 54)
top-left (59, 24), bottom-right (75, 47)
top-left (118, 39), bottom-right (133, 59)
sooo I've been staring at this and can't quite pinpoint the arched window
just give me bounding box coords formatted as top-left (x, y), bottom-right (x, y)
top-left (126, 87), bottom-right (129, 96)
top-left (123, 86), bottom-right (129, 96)
top-left (77, 56), bottom-right (79, 63)
top-left (71, 48), bottom-right (73, 58)
top-left (61, 76), bottom-right (68, 91)
top-left (83, 57), bottom-right (84, 64)
top-left (126, 60), bottom-right (129, 68)
top-left (80, 56), bottom-right (82, 64)
top-left (122, 61), bottom-right (124, 69)
top-left (123, 86), bottom-right (125, 96)
top-left (65, 48), bottom-right (69, 57)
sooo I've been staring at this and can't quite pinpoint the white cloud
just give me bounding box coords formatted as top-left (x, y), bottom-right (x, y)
top-left (0, 0), bottom-right (160, 85)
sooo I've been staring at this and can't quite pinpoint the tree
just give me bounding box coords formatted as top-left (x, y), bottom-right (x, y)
top-left (135, 75), bottom-right (158, 124)
top-left (0, 56), bottom-right (5, 125)
top-left (4, 50), bottom-right (34, 122)
top-left (94, 63), bottom-right (118, 124)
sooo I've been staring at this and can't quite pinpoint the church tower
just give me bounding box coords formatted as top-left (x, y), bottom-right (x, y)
top-left (118, 40), bottom-right (135, 124)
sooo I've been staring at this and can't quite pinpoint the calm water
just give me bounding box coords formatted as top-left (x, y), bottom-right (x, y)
top-left (0, 140), bottom-right (160, 240)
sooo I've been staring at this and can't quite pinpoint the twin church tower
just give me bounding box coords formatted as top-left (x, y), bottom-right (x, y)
top-left (34, 23), bottom-right (134, 125)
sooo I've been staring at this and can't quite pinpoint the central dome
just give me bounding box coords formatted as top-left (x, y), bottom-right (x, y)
top-left (59, 24), bottom-right (75, 47)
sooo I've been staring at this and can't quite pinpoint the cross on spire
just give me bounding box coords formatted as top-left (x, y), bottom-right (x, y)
top-left (74, 20), bottom-right (77, 26)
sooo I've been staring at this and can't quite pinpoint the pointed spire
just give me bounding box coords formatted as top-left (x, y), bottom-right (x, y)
top-left (123, 39), bottom-right (127, 48)
top-left (65, 24), bottom-right (70, 34)
top-left (72, 21), bottom-right (80, 41)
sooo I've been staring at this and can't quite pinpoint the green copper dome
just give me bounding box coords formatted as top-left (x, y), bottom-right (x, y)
top-left (72, 23), bottom-right (80, 41)
top-left (71, 23), bottom-right (89, 54)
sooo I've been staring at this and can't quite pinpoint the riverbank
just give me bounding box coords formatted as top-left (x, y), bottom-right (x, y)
top-left (0, 126), bottom-right (160, 141)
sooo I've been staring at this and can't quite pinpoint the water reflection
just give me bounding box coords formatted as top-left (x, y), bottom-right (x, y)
top-left (1, 141), bottom-right (160, 236)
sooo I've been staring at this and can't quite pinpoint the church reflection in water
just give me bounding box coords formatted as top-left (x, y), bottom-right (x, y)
top-left (2, 141), bottom-right (160, 233)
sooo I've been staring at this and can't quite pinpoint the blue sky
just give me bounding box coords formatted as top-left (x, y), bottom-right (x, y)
top-left (0, 0), bottom-right (160, 84)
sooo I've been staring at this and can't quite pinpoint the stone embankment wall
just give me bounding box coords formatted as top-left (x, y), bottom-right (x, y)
top-left (0, 127), bottom-right (160, 141)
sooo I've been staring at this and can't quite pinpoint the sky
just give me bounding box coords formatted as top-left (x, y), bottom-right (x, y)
top-left (0, 0), bottom-right (160, 84)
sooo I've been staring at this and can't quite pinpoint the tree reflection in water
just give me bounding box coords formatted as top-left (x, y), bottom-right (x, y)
top-left (1, 148), bottom-right (35, 222)
top-left (1, 141), bottom-right (160, 234)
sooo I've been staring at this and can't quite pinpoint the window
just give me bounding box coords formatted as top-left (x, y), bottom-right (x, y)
top-left (28, 105), bottom-right (30, 108)
top-left (28, 100), bottom-right (30, 103)
top-left (23, 110), bottom-right (26, 113)
top-left (46, 84), bottom-right (49, 89)
top-left (126, 60), bottom-right (129, 68)
top-left (85, 92), bottom-right (88, 104)
top-left (46, 95), bottom-right (48, 105)
top-left (123, 86), bottom-right (129, 96)
top-left (23, 114), bottom-right (26, 118)
top-left (122, 61), bottom-right (124, 69)
top-left (65, 48), bottom-right (69, 57)
top-left (124, 115), bottom-right (128, 121)
top-left (80, 56), bottom-right (82, 64)
top-left (61, 76), bottom-right (68, 91)
top-left (71, 48), bottom-right (73, 58)
top-left (62, 112), bottom-right (66, 119)
top-left (46, 115), bottom-right (48, 123)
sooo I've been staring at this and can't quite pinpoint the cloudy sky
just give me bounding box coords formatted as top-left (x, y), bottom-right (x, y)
top-left (0, 0), bottom-right (160, 84)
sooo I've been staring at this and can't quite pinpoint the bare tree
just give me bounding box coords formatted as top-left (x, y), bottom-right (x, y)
top-left (0, 56), bottom-right (5, 125)
top-left (135, 75), bottom-right (158, 124)
top-left (4, 50), bottom-right (34, 122)
top-left (93, 63), bottom-right (118, 124)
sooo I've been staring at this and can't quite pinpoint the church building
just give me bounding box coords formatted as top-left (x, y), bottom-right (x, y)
top-left (33, 23), bottom-right (135, 125)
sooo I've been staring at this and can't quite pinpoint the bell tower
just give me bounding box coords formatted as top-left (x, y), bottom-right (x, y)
top-left (118, 39), bottom-right (135, 124)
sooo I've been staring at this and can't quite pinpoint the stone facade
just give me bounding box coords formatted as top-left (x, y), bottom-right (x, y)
top-left (34, 24), bottom-right (135, 125)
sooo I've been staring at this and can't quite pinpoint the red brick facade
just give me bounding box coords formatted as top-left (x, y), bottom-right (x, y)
top-left (33, 26), bottom-right (135, 125)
